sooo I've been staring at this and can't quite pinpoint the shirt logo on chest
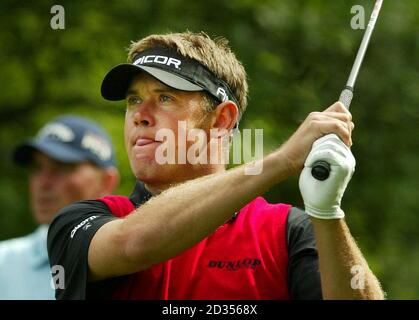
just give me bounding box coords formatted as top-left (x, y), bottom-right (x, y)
top-left (207, 258), bottom-right (261, 271)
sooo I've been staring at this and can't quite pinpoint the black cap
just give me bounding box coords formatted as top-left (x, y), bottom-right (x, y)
top-left (101, 46), bottom-right (239, 107)
top-left (13, 115), bottom-right (117, 169)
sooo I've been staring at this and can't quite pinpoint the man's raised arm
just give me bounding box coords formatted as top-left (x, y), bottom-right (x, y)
top-left (88, 102), bottom-right (384, 300)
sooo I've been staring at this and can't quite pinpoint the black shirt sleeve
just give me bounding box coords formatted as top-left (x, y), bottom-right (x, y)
top-left (286, 207), bottom-right (323, 300)
top-left (47, 200), bottom-right (118, 300)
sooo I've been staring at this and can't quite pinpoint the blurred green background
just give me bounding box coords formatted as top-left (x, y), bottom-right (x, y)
top-left (0, 0), bottom-right (417, 299)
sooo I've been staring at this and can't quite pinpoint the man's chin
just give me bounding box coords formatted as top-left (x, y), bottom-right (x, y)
top-left (133, 164), bottom-right (180, 185)
top-left (133, 168), bottom-right (159, 183)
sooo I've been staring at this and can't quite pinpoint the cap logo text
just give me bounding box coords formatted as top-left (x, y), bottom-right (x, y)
top-left (134, 55), bottom-right (181, 69)
top-left (38, 123), bottom-right (74, 142)
top-left (81, 132), bottom-right (112, 161)
top-left (216, 87), bottom-right (229, 102)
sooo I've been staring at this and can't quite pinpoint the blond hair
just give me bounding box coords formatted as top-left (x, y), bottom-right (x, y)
top-left (128, 31), bottom-right (248, 117)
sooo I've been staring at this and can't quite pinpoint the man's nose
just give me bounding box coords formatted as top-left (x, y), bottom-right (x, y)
top-left (133, 100), bottom-right (155, 127)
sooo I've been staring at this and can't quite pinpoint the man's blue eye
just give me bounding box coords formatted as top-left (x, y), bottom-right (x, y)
top-left (160, 95), bottom-right (172, 102)
top-left (127, 96), bottom-right (141, 105)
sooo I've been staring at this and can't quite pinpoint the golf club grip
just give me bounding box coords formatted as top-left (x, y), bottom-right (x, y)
top-left (339, 87), bottom-right (353, 109)
top-left (311, 88), bottom-right (353, 180)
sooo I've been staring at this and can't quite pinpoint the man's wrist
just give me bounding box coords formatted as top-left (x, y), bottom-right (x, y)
top-left (272, 149), bottom-right (301, 178)
top-left (305, 205), bottom-right (345, 220)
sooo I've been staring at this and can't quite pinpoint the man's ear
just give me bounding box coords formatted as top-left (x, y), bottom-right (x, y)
top-left (212, 101), bottom-right (239, 131)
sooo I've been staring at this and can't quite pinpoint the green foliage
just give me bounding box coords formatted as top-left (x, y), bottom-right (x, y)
top-left (0, 0), bottom-right (418, 298)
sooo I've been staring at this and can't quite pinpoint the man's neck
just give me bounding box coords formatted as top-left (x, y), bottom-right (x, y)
top-left (144, 165), bottom-right (226, 195)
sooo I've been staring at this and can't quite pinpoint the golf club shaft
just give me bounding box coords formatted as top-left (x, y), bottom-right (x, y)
top-left (311, 0), bottom-right (383, 181)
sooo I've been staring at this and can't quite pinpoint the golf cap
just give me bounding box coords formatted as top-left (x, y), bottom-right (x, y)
top-left (101, 46), bottom-right (240, 107)
top-left (13, 115), bottom-right (116, 169)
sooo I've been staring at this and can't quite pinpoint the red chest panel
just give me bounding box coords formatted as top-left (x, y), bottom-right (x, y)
top-left (99, 196), bottom-right (290, 300)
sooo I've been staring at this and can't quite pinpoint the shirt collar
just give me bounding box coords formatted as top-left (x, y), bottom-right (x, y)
top-left (129, 181), bottom-right (153, 207)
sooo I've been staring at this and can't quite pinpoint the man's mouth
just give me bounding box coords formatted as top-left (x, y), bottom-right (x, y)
top-left (135, 138), bottom-right (156, 146)
top-left (132, 138), bottom-right (161, 158)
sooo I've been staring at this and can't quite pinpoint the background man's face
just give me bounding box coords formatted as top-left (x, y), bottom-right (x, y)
top-left (124, 73), bottom-right (213, 189)
top-left (29, 151), bottom-right (105, 224)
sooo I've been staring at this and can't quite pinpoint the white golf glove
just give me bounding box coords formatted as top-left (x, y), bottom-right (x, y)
top-left (299, 134), bottom-right (356, 219)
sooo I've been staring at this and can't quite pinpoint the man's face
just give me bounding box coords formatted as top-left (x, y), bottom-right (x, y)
top-left (29, 151), bottom-right (106, 224)
top-left (124, 72), bottom-right (213, 189)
